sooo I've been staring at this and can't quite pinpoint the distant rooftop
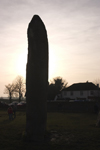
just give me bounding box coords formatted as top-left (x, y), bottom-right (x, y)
top-left (62, 82), bottom-right (99, 91)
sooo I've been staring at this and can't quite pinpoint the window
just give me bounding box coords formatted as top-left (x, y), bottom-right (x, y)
top-left (80, 91), bottom-right (83, 96)
top-left (65, 91), bottom-right (67, 96)
top-left (90, 91), bottom-right (94, 95)
top-left (70, 91), bottom-right (73, 96)
top-left (63, 91), bottom-right (67, 96)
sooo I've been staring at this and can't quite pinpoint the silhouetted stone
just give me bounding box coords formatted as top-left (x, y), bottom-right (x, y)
top-left (26, 15), bottom-right (48, 142)
top-left (96, 111), bottom-right (100, 127)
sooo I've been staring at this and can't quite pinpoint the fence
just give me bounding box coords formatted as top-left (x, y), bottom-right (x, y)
top-left (47, 101), bottom-right (100, 113)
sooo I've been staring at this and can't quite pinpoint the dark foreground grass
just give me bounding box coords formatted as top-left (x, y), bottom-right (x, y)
top-left (0, 110), bottom-right (100, 150)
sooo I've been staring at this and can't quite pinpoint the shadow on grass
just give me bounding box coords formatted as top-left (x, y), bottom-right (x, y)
top-left (0, 111), bottom-right (100, 150)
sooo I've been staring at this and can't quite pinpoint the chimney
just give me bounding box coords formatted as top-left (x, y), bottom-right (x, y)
top-left (97, 84), bottom-right (99, 88)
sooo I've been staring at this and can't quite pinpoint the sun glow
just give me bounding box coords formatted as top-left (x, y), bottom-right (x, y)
top-left (16, 50), bottom-right (27, 78)
top-left (15, 47), bottom-right (57, 81)
top-left (49, 49), bottom-right (57, 80)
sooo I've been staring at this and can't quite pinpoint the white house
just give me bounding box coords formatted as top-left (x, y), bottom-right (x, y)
top-left (61, 82), bottom-right (100, 101)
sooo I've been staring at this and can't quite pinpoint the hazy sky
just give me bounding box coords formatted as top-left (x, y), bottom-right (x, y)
top-left (0, 0), bottom-right (100, 97)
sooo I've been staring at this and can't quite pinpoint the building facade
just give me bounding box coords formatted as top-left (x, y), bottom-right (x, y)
top-left (61, 82), bottom-right (100, 101)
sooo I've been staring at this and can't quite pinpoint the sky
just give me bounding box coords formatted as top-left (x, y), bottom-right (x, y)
top-left (0, 0), bottom-right (100, 97)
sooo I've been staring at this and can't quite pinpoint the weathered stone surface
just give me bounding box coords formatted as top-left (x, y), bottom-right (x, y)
top-left (26, 15), bottom-right (48, 141)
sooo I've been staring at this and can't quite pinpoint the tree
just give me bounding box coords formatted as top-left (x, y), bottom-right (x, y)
top-left (13, 76), bottom-right (25, 102)
top-left (48, 83), bottom-right (56, 100)
top-left (48, 76), bottom-right (68, 100)
top-left (52, 76), bottom-right (68, 91)
top-left (4, 83), bottom-right (16, 103)
top-left (93, 79), bottom-right (100, 87)
top-left (4, 76), bottom-right (26, 102)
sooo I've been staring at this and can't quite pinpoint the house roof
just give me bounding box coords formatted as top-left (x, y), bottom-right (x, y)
top-left (62, 82), bottom-right (99, 91)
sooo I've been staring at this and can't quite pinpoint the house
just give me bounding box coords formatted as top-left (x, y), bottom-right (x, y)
top-left (61, 82), bottom-right (100, 101)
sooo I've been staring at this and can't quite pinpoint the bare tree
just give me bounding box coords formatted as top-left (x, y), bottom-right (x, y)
top-left (4, 83), bottom-right (16, 103)
top-left (93, 79), bottom-right (100, 87)
top-left (14, 76), bottom-right (25, 102)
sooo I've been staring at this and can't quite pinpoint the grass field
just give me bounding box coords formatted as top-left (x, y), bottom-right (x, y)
top-left (0, 110), bottom-right (100, 150)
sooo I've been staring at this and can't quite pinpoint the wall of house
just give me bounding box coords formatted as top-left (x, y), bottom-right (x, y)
top-left (62, 90), bottom-right (100, 101)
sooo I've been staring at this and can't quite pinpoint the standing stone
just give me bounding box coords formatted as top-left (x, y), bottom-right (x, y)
top-left (26, 15), bottom-right (48, 141)
top-left (96, 111), bottom-right (100, 127)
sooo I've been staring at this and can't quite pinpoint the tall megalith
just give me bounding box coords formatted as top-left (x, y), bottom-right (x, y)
top-left (26, 15), bottom-right (48, 141)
